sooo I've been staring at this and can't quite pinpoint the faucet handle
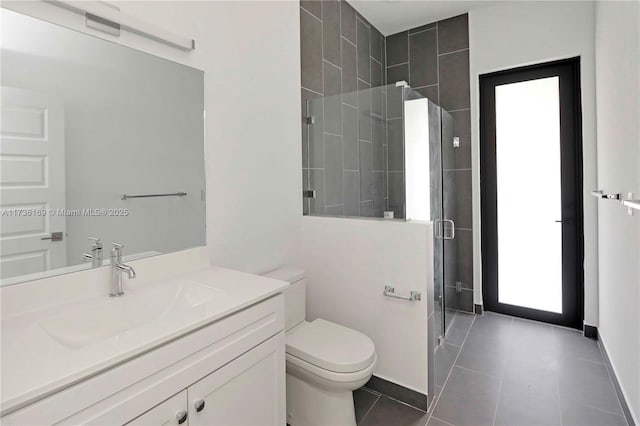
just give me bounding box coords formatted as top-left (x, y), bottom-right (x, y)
top-left (111, 242), bottom-right (124, 262)
top-left (88, 237), bottom-right (102, 248)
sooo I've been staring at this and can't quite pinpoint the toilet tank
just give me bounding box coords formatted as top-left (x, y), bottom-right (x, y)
top-left (263, 267), bottom-right (306, 331)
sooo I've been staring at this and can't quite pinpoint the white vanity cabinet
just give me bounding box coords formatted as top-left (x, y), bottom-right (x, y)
top-left (127, 334), bottom-right (284, 426)
top-left (2, 295), bottom-right (286, 426)
top-left (187, 334), bottom-right (283, 426)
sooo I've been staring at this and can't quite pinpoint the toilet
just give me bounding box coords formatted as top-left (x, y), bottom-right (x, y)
top-left (264, 268), bottom-right (377, 426)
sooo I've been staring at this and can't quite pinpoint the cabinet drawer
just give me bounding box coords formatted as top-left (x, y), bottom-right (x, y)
top-left (3, 295), bottom-right (284, 426)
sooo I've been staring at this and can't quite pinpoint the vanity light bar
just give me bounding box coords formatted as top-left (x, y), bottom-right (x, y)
top-left (48, 0), bottom-right (195, 51)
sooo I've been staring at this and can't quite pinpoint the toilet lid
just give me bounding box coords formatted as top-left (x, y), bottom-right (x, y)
top-left (286, 319), bottom-right (376, 373)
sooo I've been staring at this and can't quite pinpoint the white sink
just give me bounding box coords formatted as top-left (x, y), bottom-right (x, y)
top-left (39, 281), bottom-right (223, 349)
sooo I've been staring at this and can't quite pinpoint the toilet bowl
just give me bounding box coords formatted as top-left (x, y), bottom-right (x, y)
top-left (264, 268), bottom-right (377, 426)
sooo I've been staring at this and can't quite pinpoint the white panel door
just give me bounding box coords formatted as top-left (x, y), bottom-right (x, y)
top-left (188, 334), bottom-right (285, 426)
top-left (126, 391), bottom-right (188, 426)
top-left (1, 87), bottom-right (66, 279)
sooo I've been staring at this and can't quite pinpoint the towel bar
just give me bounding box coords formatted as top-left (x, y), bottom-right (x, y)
top-left (121, 192), bottom-right (187, 200)
top-left (383, 285), bottom-right (421, 302)
top-left (591, 190), bottom-right (620, 200)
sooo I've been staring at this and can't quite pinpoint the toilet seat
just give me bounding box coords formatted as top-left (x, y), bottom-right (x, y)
top-left (286, 351), bottom-right (377, 387)
top-left (286, 319), bottom-right (376, 373)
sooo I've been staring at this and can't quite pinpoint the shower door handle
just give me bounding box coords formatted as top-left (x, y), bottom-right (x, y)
top-left (434, 219), bottom-right (455, 240)
top-left (434, 219), bottom-right (443, 239)
top-left (442, 219), bottom-right (455, 240)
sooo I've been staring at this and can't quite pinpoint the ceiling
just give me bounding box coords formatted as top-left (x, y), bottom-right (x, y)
top-left (349, 0), bottom-right (502, 36)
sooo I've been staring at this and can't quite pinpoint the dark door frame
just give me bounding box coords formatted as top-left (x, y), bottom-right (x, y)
top-left (480, 57), bottom-right (585, 329)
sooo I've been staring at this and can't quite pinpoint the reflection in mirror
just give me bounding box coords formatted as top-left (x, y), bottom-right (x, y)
top-left (0, 9), bottom-right (206, 286)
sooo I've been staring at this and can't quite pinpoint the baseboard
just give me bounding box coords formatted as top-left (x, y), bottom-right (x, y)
top-left (598, 338), bottom-right (636, 426)
top-left (474, 304), bottom-right (483, 314)
top-left (364, 375), bottom-right (428, 411)
top-left (583, 324), bottom-right (598, 339)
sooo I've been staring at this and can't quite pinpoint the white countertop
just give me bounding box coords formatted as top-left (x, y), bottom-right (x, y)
top-left (0, 266), bottom-right (288, 415)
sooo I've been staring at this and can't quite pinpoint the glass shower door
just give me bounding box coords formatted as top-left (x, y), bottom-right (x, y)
top-left (440, 109), bottom-right (456, 334)
top-left (402, 87), bottom-right (449, 341)
top-left (429, 102), bottom-right (446, 340)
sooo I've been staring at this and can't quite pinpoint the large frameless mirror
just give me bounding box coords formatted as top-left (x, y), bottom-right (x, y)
top-left (0, 9), bottom-right (206, 286)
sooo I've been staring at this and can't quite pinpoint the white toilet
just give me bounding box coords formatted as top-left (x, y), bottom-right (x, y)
top-left (264, 268), bottom-right (377, 426)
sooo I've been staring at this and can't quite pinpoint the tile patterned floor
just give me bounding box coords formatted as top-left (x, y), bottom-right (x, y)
top-left (354, 312), bottom-right (628, 426)
top-left (354, 387), bottom-right (428, 426)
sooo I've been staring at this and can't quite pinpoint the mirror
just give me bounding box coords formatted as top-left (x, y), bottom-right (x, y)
top-left (0, 9), bottom-right (206, 286)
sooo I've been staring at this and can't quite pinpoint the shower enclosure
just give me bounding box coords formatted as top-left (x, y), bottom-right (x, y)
top-left (301, 81), bottom-right (459, 343)
top-left (401, 85), bottom-right (457, 340)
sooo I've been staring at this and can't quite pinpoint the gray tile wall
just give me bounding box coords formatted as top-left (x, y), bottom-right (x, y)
top-left (385, 84), bottom-right (404, 218)
top-left (301, 0), bottom-right (387, 217)
top-left (301, 7), bottom-right (472, 310)
top-left (385, 14), bottom-right (473, 312)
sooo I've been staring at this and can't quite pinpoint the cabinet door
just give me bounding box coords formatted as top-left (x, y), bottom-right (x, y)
top-left (188, 333), bottom-right (285, 426)
top-left (126, 390), bottom-right (188, 426)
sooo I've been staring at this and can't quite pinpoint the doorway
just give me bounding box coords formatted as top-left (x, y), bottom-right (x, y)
top-left (480, 58), bottom-right (584, 328)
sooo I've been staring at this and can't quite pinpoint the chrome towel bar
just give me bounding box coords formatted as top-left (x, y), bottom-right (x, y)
top-left (622, 200), bottom-right (640, 211)
top-left (383, 285), bottom-right (421, 302)
top-left (592, 190), bottom-right (638, 216)
top-left (121, 192), bottom-right (187, 200)
top-left (591, 190), bottom-right (620, 200)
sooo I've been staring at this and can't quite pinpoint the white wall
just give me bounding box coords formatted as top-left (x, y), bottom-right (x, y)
top-left (594, 1), bottom-right (640, 421)
top-left (468, 1), bottom-right (599, 326)
top-left (3, 0), bottom-right (302, 275)
top-left (290, 217), bottom-right (433, 394)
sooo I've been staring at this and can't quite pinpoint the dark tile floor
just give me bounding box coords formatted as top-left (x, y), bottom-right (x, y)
top-left (354, 312), bottom-right (628, 426)
top-left (354, 387), bottom-right (428, 426)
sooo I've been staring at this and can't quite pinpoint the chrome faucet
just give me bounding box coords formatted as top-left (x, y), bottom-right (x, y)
top-left (110, 242), bottom-right (136, 297)
top-left (82, 237), bottom-right (103, 267)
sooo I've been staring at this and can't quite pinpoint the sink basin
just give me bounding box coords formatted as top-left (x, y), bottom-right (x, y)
top-left (39, 281), bottom-right (223, 349)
